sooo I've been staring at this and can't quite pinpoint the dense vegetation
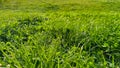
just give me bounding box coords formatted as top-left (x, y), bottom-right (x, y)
top-left (0, 0), bottom-right (120, 68)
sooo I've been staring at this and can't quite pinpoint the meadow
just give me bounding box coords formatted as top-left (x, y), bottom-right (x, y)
top-left (0, 0), bottom-right (120, 68)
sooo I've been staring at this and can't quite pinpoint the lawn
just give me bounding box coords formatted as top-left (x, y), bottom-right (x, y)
top-left (0, 0), bottom-right (120, 68)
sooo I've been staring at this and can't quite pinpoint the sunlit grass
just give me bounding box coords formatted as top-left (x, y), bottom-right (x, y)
top-left (0, 0), bottom-right (120, 68)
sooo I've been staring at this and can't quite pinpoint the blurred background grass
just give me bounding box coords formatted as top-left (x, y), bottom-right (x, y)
top-left (0, 0), bottom-right (120, 12)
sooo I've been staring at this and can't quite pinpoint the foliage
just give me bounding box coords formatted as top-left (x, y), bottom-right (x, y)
top-left (0, 0), bottom-right (120, 68)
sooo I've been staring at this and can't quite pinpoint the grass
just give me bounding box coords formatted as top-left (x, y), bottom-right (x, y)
top-left (0, 0), bottom-right (120, 68)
